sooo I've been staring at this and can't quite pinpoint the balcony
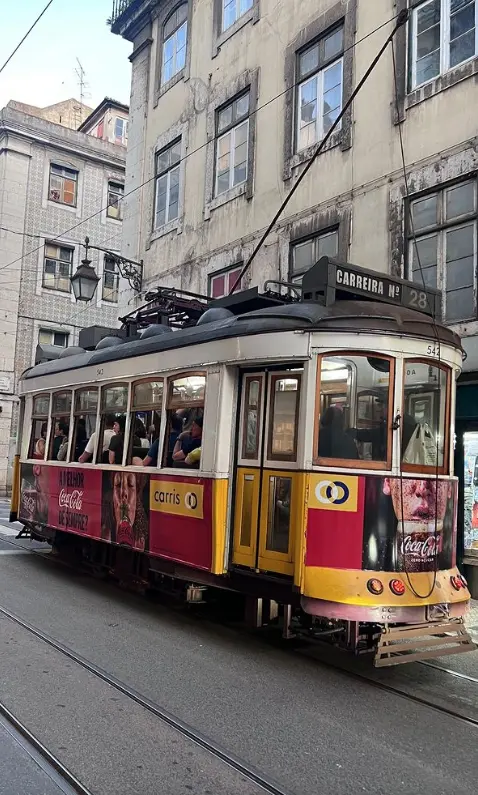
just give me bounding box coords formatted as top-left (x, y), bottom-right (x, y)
top-left (110, 0), bottom-right (157, 38)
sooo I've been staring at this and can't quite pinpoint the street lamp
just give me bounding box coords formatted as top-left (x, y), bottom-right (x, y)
top-left (70, 237), bottom-right (143, 302)
top-left (71, 244), bottom-right (100, 302)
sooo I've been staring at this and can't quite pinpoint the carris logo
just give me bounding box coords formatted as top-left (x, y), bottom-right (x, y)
top-left (315, 480), bottom-right (350, 505)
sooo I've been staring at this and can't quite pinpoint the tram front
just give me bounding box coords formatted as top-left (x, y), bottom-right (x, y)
top-left (298, 260), bottom-right (475, 666)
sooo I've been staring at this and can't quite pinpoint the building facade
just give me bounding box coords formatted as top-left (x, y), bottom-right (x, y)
top-left (79, 98), bottom-right (130, 147)
top-left (111, 0), bottom-right (478, 572)
top-left (0, 103), bottom-right (128, 494)
top-left (7, 99), bottom-right (93, 131)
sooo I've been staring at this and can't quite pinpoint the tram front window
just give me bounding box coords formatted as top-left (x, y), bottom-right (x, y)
top-left (317, 355), bottom-right (392, 465)
top-left (402, 361), bottom-right (448, 471)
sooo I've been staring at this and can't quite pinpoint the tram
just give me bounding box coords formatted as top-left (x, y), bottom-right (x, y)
top-left (11, 257), bottom-right (476, 666)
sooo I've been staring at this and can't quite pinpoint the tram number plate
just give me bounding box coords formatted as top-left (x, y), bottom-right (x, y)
top-left (427, 604), bottom-right (449, 621)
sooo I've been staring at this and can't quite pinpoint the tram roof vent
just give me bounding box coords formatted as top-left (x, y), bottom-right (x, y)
top-left (196, 307), bottom-right (234, 325)
top-left (140, 324), bottom-right (174, 339)
top-left (58, 346), bottom-right (86, 359)
top-left (95, 336), bottom-right (126, 350)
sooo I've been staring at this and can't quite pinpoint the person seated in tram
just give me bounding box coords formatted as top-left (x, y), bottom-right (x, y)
top-left (78, 415), bottom-right (115, 464)
top-left (135, 417), bottom-right (150, 448)
top-left (346, 400), bottom-right (387, 460)
top-left (172, 415), bottom-right (203, 468)
top-left (33, 422), bottom-right (47, 459)
top-left (53, 421), bottom-right (69, 461)
top-left (109, 416), bottom-right (127, 465)
top-left (318, 406), bottom-right (358, 460)
top-left (73, 418), bottom-right (88, 461)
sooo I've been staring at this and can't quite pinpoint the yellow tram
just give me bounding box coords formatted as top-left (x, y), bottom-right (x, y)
top-left (12, 258), bottom-right (475, 665)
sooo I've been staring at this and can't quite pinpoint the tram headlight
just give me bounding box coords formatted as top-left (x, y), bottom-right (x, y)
top-left (389, 579), bottom-right (406, 596)
top-left (367, 578), bottom-right (384, 595)
top-left (450, 576), bottom-right (463, 591)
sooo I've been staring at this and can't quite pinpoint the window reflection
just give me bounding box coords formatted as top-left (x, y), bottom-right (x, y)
top-left (318, 355), bottom-right (391, 463)
top-left (402, 361), bottom-right (448, 469)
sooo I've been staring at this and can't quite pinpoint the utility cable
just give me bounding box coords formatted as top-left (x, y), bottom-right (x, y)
top-left (228, 9), bottom-right (410, 295)
top-left (0, 10), bottom-right (402, 279)
top-left (392, 39), bottom-right (443, 601)
top-left (0, 1), bottom-right (55, 76)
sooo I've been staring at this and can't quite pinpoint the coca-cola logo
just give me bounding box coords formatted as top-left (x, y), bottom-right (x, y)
top-left (58, 489), bottom-right (83, 511)
top-left (401, 533), bottom-right (442, 559)
top-left (22, 494), bottom-right (35, 514)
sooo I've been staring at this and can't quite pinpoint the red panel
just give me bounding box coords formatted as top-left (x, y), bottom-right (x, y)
top-left (305, 477), bottom-right (365, 569)
top-left (149, 475), bottom-right (213, 571)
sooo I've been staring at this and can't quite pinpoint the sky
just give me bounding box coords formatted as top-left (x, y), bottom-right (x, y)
top-left (0, 0), bottom-right (133, 111)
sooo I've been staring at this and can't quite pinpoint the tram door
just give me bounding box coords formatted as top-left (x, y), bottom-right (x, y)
top-left (232, 370), bottom-right (302, 577)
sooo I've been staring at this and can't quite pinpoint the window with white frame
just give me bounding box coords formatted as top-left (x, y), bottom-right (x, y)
top-left (296, 24), bottom-right (344, 152)
top-left (215, 91), bottom-right (249, 196)
top-left (48, 164), bottom-right (78, 206)
top-left (410, 0), bottom-right (477, 90)
top-left (38, 329), bottom-right (69, 348)
top-left (290, 229), bottom-right (339, 282)
top-left (209, 264), bottom-right (243, 298)
top-left (43, 243), bottom-right (73, 293)
top-left (114, 117), bottom-right (128, 145)
top-left (222, 0), bottom-right (253, 31)
top-left (154, 139), bottom-right (181, 229)
top-left (162, 4), bottom-right (188, 85)
top-left (408, 180), bottom-right (477, 322)
top-left (102, 256), bottom-right (120, 303)
top-left (107, 181), bottom-right (124, 220)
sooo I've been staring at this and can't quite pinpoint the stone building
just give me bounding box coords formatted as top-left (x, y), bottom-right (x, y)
top-left (6, 98), bottom-right (93, 131)
top-left (0, 100), bottom-right (128, 494)
top-left (110, 0), bottom-right (478, 567)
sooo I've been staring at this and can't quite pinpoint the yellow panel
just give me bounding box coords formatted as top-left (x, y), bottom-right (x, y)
top-left (232, 468), bottom-right (260, 568)
top-left (308, 473), bottom-right (359, 513)
top-left (150, 480), bottom-right (204, 519)
top-left (211, 479), bottom-right (229, 575)
top-left (303, 566), bottom-right (471, 607)
top-left (10, 455), bottom-right (20, 521)
top-left (258, 471), bottom-right (306, 577)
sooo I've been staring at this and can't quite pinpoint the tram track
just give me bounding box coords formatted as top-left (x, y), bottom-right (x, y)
top-left (0, 604), bottom-right (294, 795)
top-left (0, 700), bottom-right (94, 795)
top-left (2, 529), bottom-right (478, 734)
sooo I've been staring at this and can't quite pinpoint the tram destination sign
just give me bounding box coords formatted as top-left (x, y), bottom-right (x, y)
top-left (302, 258), bottom-right (440, 319)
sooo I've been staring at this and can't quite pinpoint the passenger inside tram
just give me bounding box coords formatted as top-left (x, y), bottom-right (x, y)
top-left (33, 422), bottom-right (47, 459)
top-left (108, 416), bottom-right (126, 465)
top-left (78, 414), bottom-right (116, 463)
top-left (318, 406), bottom-right (359, 460)
top-left (52, 421), bottom-right (69, 461)
top-left (172, 414), bottom-right (202, 468)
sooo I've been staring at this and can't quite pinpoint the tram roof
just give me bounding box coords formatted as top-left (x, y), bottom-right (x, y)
top-left (22, 298), bottom-right (461, 382)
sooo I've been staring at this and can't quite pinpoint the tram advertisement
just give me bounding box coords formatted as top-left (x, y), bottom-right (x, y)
top-left (307, 474), bottom-right (456, 573)
top-left (18, 464), bottom-right (213, 570)
top-left (362, 477), bottom-right (456, 572)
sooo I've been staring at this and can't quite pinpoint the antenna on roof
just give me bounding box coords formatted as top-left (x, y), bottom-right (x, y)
top-left (74, 58), bottom-right (91, 128)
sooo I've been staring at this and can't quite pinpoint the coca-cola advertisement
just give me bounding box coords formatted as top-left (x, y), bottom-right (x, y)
top-left (362, 476), bottom-right (456, 572)
top-left (101, 471), bottom-right (150, 551)
top-left (49, 468), bottom-right (102, 538)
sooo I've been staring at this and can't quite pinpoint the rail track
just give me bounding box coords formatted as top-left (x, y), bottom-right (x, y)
top-left (0, 701), bottom-right (94, 795)
top-left (2, 529), bottom-right (478, 735)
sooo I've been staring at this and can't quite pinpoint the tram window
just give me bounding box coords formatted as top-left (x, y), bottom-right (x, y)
top-left (267, 375), bottom-right (301, 461)
top-left (29, 394), bottom-right (50, 459)
top-left (163, 374), bottom-right (205, 468)
top-left (316, 355), bottom-right (393, 466)
top-left (266, 476), bottom-right (291, 554)
top-left (74, 389), bottom-right (98, 462)
top-left (402, 361), bottom-right (449, 471)
top-left (242, 377), bottom-right (262, 460)
top-left (97, 384), bottom-right (128, 465)
top-left (128, 379), bottom-right (163, 466)
top-left (48, 392), bottom-right (72, 461)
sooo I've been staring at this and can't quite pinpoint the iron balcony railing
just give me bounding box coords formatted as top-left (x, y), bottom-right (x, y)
top-left (111, 0), bottom-right (135, 25)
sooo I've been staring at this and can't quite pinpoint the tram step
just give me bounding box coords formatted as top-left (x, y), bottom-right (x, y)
top-left (374, 619), bottom-right (477, 667)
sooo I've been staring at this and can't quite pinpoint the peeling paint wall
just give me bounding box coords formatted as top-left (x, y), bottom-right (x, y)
top-left (115, 0), bottom-right (478, 362)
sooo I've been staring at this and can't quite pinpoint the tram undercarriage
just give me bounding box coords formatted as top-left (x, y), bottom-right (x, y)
top-left (20, 524), bottom-right (476, 667)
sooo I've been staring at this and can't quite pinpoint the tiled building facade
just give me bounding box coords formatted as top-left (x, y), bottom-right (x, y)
top-left (0, 104), bottom-right (128, 494)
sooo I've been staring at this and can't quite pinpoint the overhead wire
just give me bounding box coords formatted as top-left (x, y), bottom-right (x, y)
top-left (391, 39), bottom-right (443, 601)
top-left (0, 10), bottom-right (403, 281)
top-left (0, 0), bottom-right (55, 76)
